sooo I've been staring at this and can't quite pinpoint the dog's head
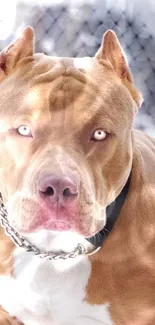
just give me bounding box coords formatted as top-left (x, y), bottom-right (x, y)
top-left (0, 27), bottom-right (142, 247)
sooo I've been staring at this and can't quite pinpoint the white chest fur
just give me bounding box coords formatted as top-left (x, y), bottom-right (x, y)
top-left (0, 231), bottom-right (113, 325)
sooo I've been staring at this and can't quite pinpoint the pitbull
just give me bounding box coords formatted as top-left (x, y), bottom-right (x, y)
top-left (0, 26), bottom-right (155, 325)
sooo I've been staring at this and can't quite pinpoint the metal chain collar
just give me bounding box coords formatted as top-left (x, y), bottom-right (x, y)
top-left (0, 194), bottom-right (88, 260)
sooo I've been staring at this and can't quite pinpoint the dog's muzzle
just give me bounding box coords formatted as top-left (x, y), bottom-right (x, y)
top-left (0, 174), bottom-right (131, 260)
top-left (0, 194), bottom-right (100, 260)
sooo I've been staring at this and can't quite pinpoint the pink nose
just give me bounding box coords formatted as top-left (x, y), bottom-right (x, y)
top-left (39, 175), bottom-right (78, 203)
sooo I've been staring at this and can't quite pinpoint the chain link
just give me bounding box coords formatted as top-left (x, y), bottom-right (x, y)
top-left (0, 194), bottom-right (87, 260)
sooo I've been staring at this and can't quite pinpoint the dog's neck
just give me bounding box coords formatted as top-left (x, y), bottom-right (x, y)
top-left (87, 172), bottom-right (131, 248)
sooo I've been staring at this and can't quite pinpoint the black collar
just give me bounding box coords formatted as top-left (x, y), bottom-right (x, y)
top-left (86, 173), bottom-right (131, 248)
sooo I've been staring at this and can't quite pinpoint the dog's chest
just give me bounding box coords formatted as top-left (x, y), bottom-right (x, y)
top-left (0, 248), bottom-right (113, 325)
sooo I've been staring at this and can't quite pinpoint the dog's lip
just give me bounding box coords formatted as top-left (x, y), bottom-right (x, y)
top-left (29, 219), bottom-right (73, 232)
top-left (19, 214), bottom-right (106, 236)
top-left (47, 220), bottom-right (72, 230)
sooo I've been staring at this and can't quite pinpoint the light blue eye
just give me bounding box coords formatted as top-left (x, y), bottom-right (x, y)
top-left (17, 125), bottom-right (31, 137)
top-left (92, 129), bottom-right (107, 141)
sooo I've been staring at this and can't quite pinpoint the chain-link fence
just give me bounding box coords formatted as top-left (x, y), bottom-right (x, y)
top-left (0, 0), bottom-right (155, 136)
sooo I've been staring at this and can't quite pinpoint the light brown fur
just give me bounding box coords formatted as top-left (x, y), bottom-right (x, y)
top-left (0, 27), bottom-right (155, 324)
top-left (0, 305), bottom-right (23, 325)
top-left (86, 131), bottom-right (155, 324)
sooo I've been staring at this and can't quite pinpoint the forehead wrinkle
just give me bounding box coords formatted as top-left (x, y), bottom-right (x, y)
top-left (47, 65), bottom-right (112, 115)
top-left (31, 56), bottom-right (112, 96)
top-left (48, 75), bottom-right (88, 113)
top-left (28, 57), bottom-right (115, 115)
top-left (31, 57), bottom-right (91, 86)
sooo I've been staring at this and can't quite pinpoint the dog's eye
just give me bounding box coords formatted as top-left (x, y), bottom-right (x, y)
top-left (17, 125), bottom-right (32, 137)
top-left (91, 129), bottom-right (107, 141)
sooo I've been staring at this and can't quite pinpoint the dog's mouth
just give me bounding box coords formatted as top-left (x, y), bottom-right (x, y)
top-left (0, 173), bottom-right (131, 260)
top-left (0, 194), bottom-right (101, 260)
top-left (29, 219), bottom-right (73, 232)
top-left (0, 217), bottom-right (100, 261)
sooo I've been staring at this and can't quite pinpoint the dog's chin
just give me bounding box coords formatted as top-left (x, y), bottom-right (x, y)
top-left (25, 229), bottom-right (95, 255)
top-left (9, 213), bottom-right (105, 255)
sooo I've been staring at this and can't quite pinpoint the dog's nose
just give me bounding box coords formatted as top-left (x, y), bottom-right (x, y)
top-left (39, 175), bottom-right (78, 202)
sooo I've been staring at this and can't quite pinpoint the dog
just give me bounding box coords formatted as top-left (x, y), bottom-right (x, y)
top-left (0, 25), bottom-right (155, 325)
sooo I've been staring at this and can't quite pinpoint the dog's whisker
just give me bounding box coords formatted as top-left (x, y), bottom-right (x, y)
top-left (103, 227), bottom-right (110, 234)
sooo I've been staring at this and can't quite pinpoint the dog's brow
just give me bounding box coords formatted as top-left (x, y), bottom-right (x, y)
top-left (83, 112), bottom-right (116, 131)
top-left (12, 111), bottom-right (41, 123)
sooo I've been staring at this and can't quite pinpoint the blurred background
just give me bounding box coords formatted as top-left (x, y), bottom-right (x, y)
top-left (0, 0), bottom-right (154, 137)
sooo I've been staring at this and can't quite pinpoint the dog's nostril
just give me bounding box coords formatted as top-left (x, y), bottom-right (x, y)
top-left (39, 176), bottom-right (78, 200)
top-left (44, 187), bottom-right (54, 196)
top-left (63, 188), bottom-right (72, 197)
top-left (63, 188), bottom-right (77, 197)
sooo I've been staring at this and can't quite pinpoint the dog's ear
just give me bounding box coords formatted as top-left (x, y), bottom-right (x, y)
top-left (0, 26), bottom-right (34, 81)
top-left (95, 30), bottom-right (143, 108)
top-left (96, 30), bottom-right (132, 82)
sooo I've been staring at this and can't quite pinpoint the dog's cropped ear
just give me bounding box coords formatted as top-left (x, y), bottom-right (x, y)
top-left (0, 26), bottom-right (34, 81)
top-left (95, 30), bottom-right (143, 108)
